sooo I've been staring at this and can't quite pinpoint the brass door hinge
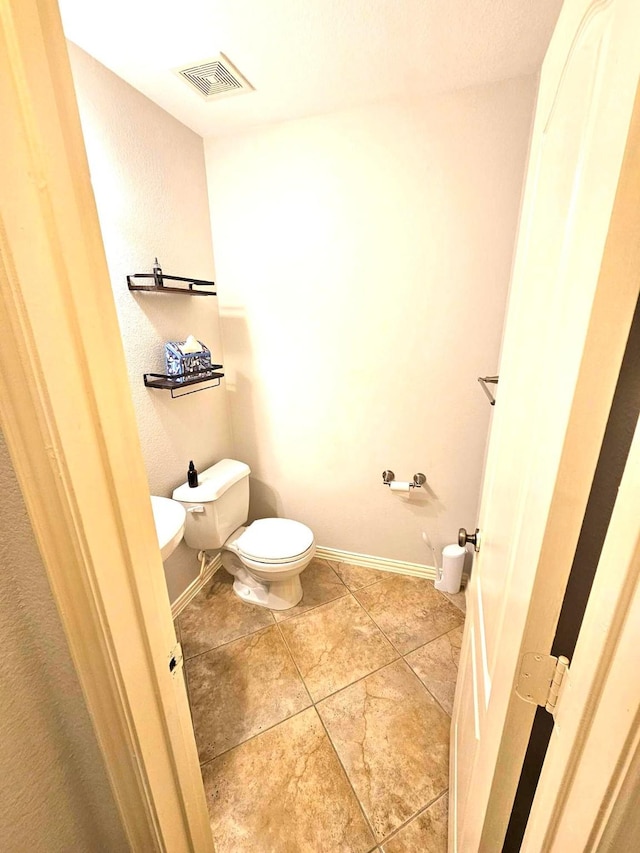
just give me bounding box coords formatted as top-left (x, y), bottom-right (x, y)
top-left (516, 653), bottom-right (570, 718)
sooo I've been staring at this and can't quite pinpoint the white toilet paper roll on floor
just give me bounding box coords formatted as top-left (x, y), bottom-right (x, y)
top-left (434, 543), bottom-right (466, 594)
top-left (389, 481), bottom-right (411, 492)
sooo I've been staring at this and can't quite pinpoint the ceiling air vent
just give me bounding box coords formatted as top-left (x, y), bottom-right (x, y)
top-left (176, 53), bottom-right (253, 101)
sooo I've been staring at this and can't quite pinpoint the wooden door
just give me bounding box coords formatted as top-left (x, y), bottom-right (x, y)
top-left (451, 0), bottom-right (640, 849)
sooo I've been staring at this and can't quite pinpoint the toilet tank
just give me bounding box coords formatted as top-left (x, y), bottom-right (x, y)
top-left (172, 459), bottom-right (250, 550)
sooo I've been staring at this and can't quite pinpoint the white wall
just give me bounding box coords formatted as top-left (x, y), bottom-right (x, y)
top-left (0, 432), bottom-right (129, 851)
top-left (205, 76), bottom-right (537, 564)
top-left (69, 44), bottom-right (233, 600)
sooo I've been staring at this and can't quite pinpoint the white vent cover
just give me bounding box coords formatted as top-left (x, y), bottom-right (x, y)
top-left (176, 53), bottom-right (252, 101)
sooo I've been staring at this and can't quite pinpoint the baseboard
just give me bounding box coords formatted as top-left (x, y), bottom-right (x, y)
top-left (171, 553), bottom-right (222, 619)
top-left (171, 548), bottom-right (436, 619)
top-left (315, 546), bottom-right (437, 580)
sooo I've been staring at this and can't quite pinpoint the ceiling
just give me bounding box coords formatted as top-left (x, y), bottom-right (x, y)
top-left (59, 0), bottom-right (563, 138)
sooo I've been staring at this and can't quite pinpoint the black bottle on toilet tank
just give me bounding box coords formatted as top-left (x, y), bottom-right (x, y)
top-left (187, 460), bottom-right (199, 488)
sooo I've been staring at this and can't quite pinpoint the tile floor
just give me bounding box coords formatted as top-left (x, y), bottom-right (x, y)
top-left (177, 557), bottom-right (465, 853)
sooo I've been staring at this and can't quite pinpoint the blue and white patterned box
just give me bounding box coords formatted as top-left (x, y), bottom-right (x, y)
top-left (164, 339), bottom-right (212, 382)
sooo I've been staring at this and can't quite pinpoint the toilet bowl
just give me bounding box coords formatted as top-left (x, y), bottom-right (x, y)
top-left (221, 518), bottom-right (315, 609)
top-left (172, 459), bottom-right (315, 610)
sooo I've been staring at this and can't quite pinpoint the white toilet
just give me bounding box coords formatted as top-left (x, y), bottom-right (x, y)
top-left (173, 459), bottom-right (315, 610)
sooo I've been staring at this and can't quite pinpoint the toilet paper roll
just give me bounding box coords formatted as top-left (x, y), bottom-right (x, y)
top-left (434, 543), bottom-right (466, 594)
top-left (389, 481), bottom-right (411, 492)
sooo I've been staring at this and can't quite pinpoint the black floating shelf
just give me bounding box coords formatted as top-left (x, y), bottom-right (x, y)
top-left (144, 366), bottom-right (224, 398)
top-left (128, 273), bottom-right (216, 296)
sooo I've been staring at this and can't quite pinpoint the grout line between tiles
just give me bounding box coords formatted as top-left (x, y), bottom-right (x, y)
top-left (279, 626), bottom-right (403, 711)
top-left (401, 629), bottom-right (464, 718)
top-left (276, 591), bottom-right (401, 704)
top-left (407, 661), bottom-right (454, 718)
top-left (350, 595), bottom-right (406, 659)
top-left (444, 595), bottom-right (467, 614)
top-left (271, 559), bottom-right (349, 622)
top-left (354, 587), bottom-right (465, 659)
top-left (182, 618), bottom-right (276, 663)
top-left (401, 621), bottom-right (465, 657)
top-left (404, 621), bottom-right (465, 654)
top-left (403, 661), bottom-right (454, 719)
top-left (272, 586), bottom-right (350, 624)
top-left (312, 649), bottom-right (401, 705)
top-left (275, 596), bottom-right (382, 849)
top-left (326, 562), bottom-right (386, 595)
top-left (197, 705), bottom-right (314, 770)
top-left (378, 789), bottom-right (449, 849)
top-left (274, 618), bottom-right (315, 707)
top-left (314, 677), bottom-right (449, 851)
top-left (347, 577), bottom-right (386, 593)
top-left (314, 704), bottom-right (380, 849)
top-left (352, 579), bottom-right (454, 651)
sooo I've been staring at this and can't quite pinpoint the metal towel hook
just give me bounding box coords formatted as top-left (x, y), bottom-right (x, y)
top-left (478, 375), bottom-right (499, 406)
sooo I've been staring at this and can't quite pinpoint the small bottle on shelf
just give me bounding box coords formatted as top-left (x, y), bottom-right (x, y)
top-left (152, 257), bottom-right (163, 288)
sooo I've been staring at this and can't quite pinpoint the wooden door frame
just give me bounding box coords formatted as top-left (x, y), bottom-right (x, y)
top-left (0, 1), bottom-right (214, 850)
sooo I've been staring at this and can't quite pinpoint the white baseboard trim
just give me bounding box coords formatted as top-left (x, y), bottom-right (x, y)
top-left (315, 546), bottom-right (437, 580)
top-left (171, 553), bottom-right (222, 620)
top-left (170, 547), bottom-right (437, 619)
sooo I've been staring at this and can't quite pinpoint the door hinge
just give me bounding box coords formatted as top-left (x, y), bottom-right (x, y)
top-left (168, 642), bottom-right (184, 676)
top-left (516, 653), bottom-right (570, 718)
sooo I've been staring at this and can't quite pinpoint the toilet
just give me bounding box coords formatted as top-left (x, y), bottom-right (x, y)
top-left (172, 459), bottom-right (315, 610)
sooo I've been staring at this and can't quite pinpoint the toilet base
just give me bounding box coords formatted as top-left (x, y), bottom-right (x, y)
top-left (222, 551), bottom-right (304, 610)
top-left (232, 573), bottom-right (303, 610)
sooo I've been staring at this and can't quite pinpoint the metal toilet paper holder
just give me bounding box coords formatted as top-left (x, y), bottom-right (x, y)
top-left (382, 471), bottom-right (426, 489)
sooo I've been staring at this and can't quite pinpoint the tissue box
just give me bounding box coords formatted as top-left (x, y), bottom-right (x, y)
top-left (164, 339), bottom-right (212, 382)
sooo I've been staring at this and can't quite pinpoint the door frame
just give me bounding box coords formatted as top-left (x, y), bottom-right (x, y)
top-left (0, 1), bottom-right (213, 850)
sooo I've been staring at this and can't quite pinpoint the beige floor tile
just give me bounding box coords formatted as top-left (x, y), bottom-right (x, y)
top-left (354, 575), bottom-right (463, 654)
top-left (317, 660), bottom-right (450, 842)
top-left (331, 562), bottom-right (385, 591)
top-left (202, 707), bottom-right (376, 853)
top-left (272, 557), bottom-right (348, 622)
top-left (382, 794), bottom-right (448, 853)
top-left (280, 595), bottom-right (398, 701)
top-left (404, 625), bottom-right (463, 715)
top-left (186, 625), bottom-right (310, 763)
top-left (442, 586), bottom-right (467, 614)
top-left (179, 572), bottom-right (274, 659)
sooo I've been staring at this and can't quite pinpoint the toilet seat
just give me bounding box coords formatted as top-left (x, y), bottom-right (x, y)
top-left (235, 518), bottom-right (314, 565)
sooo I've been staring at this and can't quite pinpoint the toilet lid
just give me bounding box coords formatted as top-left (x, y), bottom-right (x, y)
top-left (236, 518), bottom-right (314, 563)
